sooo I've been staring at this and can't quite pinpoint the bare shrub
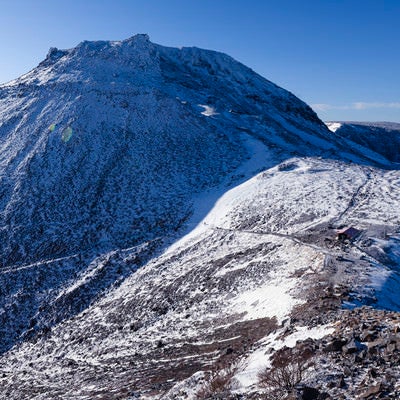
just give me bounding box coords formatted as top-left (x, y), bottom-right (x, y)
top-left (258, 345), bottom-right (315, 398)
top-left (195, 356), bottom-right (243, 399)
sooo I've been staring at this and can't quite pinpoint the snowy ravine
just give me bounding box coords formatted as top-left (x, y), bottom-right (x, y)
top-left (0, 35), bottom-right (400, 399)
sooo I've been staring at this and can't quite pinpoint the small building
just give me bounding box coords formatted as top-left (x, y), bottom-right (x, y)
top-left (336, 227), bottom-right (361, 241)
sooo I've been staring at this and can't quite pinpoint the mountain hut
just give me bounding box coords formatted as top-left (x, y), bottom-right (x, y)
top-left (336, 227), bottom-right (361, 241)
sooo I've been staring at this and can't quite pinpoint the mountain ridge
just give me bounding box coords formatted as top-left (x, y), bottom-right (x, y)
top-left (327, 121), bottom-right (400, 163)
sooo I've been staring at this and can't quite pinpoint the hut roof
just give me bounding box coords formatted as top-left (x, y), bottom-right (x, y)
top-left (336, 227), bottom-right (360, 239)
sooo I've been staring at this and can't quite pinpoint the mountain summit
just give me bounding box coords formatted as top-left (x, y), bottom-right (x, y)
top-left (1, 36), bottom-right (399, 399)
top-left (0, 34), bottom-right (333, 269)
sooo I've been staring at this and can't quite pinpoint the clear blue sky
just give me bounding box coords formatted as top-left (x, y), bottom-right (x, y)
top-left (0, 0), bottom-right (399, 122)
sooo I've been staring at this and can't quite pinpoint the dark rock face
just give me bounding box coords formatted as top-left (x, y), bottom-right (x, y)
top-left (324, 338), bottom-right (348, 353)
top-left (300, 386), bottom-right (330, 400)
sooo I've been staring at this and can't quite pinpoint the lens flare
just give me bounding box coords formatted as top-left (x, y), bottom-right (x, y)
top-left (61, 126), bottom-right (73, 143)
top-left (49, 123), bottom-right (56, 132)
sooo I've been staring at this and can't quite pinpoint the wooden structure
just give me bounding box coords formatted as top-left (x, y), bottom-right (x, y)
top-left (336, 227), bottom-right (361, 241)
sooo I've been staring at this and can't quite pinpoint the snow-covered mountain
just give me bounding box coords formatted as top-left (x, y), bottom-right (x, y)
top-left (1, 35), bottom-right (400, 399)
top-left (0, 34), bottom-right (337, 354)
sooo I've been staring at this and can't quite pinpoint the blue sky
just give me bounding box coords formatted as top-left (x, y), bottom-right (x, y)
top-left (0, 0), bottom-right (399, 122)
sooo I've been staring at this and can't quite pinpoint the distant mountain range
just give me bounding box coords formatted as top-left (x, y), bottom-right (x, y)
top-left (326, 121), bottom-right (400, 163)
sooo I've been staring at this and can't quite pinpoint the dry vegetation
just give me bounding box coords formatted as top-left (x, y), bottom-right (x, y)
top-left (195, 356), bottom-right (243, 399)
top-left (258, 345), bottom-right (315, 399)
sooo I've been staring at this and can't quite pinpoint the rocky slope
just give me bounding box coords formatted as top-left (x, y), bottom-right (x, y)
top-left (0, 35), bottom-right (399, 399)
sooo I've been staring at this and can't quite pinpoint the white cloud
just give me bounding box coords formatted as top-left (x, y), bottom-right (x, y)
top-left (353, 102), bottom-right (400, 110)
top-left (311, 102), bottom-right (400, 112)
top-left (311, 103), bottom-right (334, 111)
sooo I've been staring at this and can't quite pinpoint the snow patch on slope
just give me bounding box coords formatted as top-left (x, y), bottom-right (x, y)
top-left (199, 104), bottom-right (219, 116)
top-left (326, 122), bottom-right (342, 132)
top-left (232, 281), bottom-right (299, 323)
